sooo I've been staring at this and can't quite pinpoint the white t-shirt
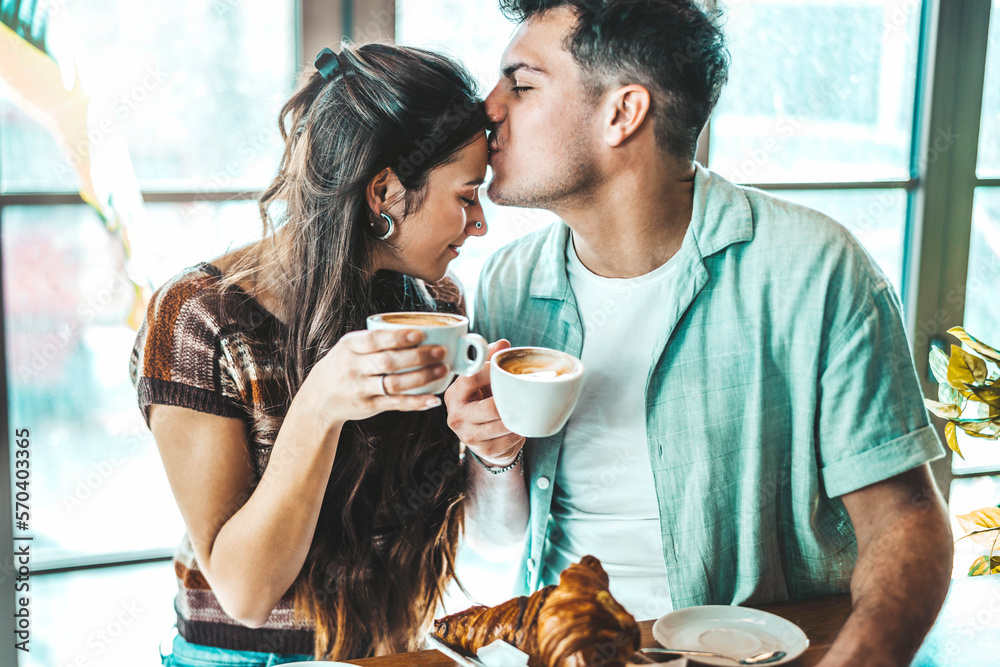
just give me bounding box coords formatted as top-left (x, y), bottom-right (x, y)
top-left (541, 234), bottom-right (676, 620)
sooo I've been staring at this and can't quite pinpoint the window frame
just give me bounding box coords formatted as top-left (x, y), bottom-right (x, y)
top-left (906, 0), bottom-right (995, 494)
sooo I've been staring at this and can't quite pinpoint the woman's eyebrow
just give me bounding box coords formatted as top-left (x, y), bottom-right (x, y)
top-left (464, 178), bottom-right (486, 186)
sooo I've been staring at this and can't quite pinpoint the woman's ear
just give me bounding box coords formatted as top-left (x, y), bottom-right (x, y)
top-left (365, 168), bottom-right (406, 217)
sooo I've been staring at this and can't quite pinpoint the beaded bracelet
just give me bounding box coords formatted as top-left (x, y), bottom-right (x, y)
top-left (467, 446), bottom-right (524, 475)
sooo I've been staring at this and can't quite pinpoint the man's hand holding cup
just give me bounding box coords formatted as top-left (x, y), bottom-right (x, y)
top-left (445, 339), bottom-right (525, 467)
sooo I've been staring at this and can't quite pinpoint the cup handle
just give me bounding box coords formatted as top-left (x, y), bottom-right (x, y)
top-left (454, 333), bottom-right (488, 376)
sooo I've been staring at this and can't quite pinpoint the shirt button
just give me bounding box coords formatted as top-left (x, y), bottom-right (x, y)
top-left (536, 477), bottom-right (550, 490)
top-left (526, 558), bottom-right (536, 573)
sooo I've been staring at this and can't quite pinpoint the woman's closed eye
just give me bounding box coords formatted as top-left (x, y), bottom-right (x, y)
top-left (460, 197), bottom-right (476, 207)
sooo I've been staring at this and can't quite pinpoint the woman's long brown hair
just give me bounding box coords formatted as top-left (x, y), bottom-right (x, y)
top-left (221, 42), bottom-right (489, 659)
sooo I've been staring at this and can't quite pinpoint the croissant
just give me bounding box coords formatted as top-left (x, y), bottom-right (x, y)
top-left (434, 556), bottom-right (640, 667)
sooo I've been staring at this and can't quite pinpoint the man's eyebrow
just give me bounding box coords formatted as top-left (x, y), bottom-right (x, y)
top-left (501, 62), bottom-right (547, 78)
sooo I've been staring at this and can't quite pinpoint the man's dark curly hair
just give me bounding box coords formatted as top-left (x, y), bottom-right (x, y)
top-left (499, 0), bottom-right (729, 160)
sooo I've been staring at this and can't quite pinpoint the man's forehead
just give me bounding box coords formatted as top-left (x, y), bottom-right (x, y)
top-left (500, 7), bottom-right (578, 76)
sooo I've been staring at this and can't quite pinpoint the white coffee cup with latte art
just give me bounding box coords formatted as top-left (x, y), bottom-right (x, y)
top-left (491, 346), bottom-right (585, 438)
top-left (367, 312), bottom-right (488, 395)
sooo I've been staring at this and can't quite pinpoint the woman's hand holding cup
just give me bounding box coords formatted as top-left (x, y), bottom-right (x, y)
top-left (304, 328), bottom-right (449, 425)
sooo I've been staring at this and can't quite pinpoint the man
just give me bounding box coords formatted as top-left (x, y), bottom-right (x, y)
top-left (445, 1), bottom-right (953, 665)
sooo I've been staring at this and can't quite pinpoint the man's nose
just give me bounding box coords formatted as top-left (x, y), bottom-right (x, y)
top-left (484, 81), bottom-right (505, 124)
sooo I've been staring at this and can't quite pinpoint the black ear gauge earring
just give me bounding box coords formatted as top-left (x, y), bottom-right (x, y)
top-left (369, 212), bottom-right (395, 240)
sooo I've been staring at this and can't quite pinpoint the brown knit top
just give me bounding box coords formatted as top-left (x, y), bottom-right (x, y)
top-left (129, 261), bottom-right (465, 655)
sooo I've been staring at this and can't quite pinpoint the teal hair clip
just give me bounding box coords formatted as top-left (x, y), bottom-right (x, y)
top-left (314, 47), bottom-right (351, 81)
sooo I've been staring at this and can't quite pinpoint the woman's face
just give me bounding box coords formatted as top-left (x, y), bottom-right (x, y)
top-left (378, 133), bottom-right (489, 282)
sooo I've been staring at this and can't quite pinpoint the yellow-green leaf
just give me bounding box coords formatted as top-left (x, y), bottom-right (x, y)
top-left (953, 417), bottom-right (993, 428)
top-left (962, 428), bottom-right (1000, 440)
top-left (972, 401), bottom-right (1000, 422)
top-left (957, 507), bottom-right (1000, 548)
top-left (945, 422), bottom-right (963, 458)
top-left (930, 346), bottom-right (952, 384)
top-left (938, 382), bottom-right (963, 406)
top-left (968, 556), bottom-right (1000, 576)
top-left (948, 345), bottom-right (988, 389)
top-left (958, 423), bottom-right (992, 437)
top-left (974, 399), bottom-right (995, 419)
top-left (969, 385), bottom-right (1000, 410)
top-left (924, 399), bottom-right (962, 420)
top-left (949, 327), bottom-right (1000, 364)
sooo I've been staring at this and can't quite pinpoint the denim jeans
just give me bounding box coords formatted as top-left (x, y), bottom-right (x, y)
top-left (159, 627), bottom-right (316, 666)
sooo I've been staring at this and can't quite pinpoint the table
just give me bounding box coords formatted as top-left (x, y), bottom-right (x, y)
top-left (342, 576), bottom-right (1000, 666)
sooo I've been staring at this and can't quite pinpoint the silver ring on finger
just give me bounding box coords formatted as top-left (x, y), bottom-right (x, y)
top-left (380, 374), bottom-right (389, 396)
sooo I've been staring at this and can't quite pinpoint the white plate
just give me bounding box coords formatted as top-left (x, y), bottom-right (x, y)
top-left (652, 605), bottom-right (809, 666)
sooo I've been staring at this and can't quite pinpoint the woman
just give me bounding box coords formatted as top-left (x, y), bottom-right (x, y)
top-left (130, 42), bottom-right (490, 664)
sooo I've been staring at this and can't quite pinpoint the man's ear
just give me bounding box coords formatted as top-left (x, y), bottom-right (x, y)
top-left (603, 84), bottom-right (652, 148)
top-left (365, 168), bottom-right (406, 217)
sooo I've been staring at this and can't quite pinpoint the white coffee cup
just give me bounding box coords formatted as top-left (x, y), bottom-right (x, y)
top-left (366, 312), bottom-right (488, 395)
top-left (490, 347), bottom-right (585, 438)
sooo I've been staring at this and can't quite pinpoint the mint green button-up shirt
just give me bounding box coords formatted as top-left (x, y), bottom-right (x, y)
top-left (472, 164), bottom-right (944, 609)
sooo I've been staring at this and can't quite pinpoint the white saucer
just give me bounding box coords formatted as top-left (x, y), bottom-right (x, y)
top-left (652, 605), bottom-right (809, 666)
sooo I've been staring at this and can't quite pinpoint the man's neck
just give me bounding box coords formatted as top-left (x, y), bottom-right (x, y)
top-left (560, 161), bottom-right (696, 279)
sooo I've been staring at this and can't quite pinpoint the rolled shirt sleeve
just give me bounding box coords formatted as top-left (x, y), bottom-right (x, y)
top-left (817, 281), bottom-right (945, 498)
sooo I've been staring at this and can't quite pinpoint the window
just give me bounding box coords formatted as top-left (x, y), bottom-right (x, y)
top-left (952, 190), bottom-right (1000, 474)
top-left (1, 0), bottom-right (294, 192)
top-left (978, 2), bottom-right (1000, 178)
top-left (26, 560), bottom-right (178, 666)
top-left (710, 1), bottom-right (921, 184)
top-left (2, 0), bottom-right (297, 663)
top-left (3, 202), bottom-right (262, 563)
top-left (949, 475), bottom-right (1000, 578)
top-left (950, 2), bottom-right (1000, 503)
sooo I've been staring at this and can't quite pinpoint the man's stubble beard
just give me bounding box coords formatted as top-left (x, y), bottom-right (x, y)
top-left (487, 131), bottom-right (600, 212)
